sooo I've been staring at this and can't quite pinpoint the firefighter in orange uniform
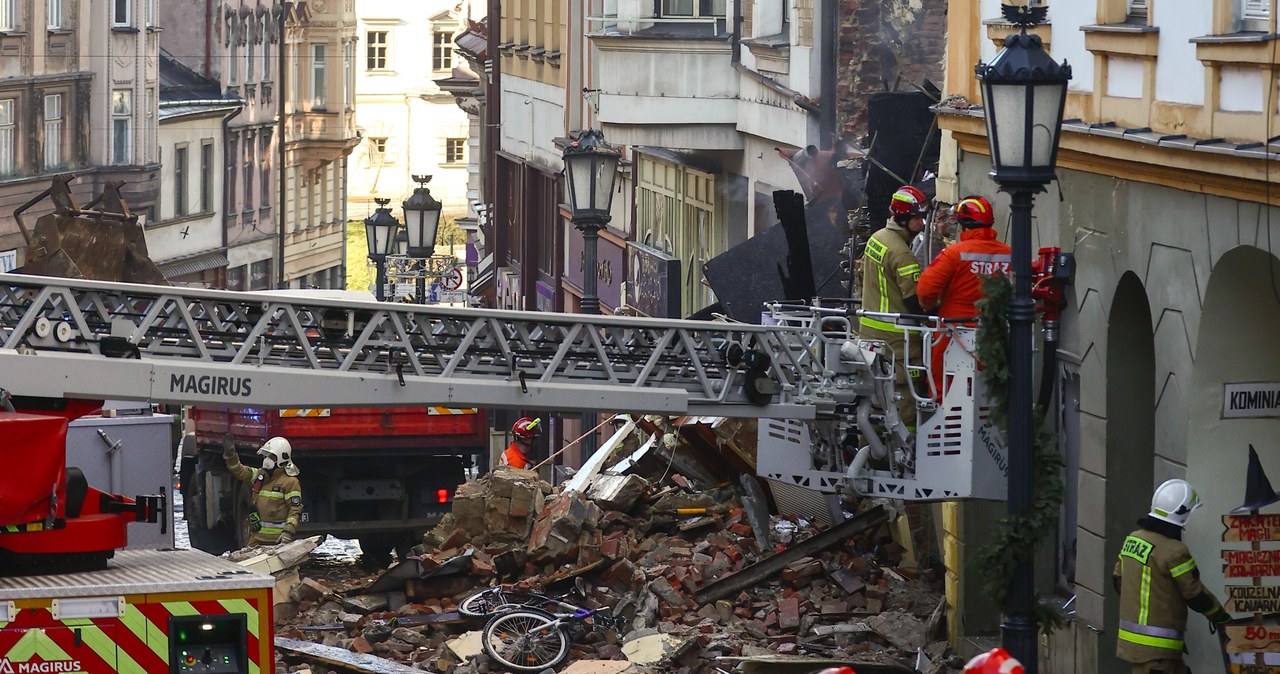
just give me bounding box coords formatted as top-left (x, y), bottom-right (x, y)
top-left (916, 196), bottom-right (1010, 400)
top-left (500, 417), bottom-right (541, 470)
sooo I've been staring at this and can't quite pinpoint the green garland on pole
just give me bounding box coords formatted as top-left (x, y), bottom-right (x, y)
top-left (974, 274), bottom-right (1067, 629)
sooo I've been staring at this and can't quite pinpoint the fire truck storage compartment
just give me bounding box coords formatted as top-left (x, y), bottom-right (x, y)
top-left (66, 411), bottom-right (178, 549)
top-left (0, 413), bottom-right (68, 527)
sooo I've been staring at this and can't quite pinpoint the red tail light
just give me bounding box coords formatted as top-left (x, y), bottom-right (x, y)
top-left (437, 488), bottom-right (450, 503)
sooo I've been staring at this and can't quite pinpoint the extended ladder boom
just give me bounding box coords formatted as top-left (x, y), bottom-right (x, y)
top-left (0, 274), bottom-right (820, 417)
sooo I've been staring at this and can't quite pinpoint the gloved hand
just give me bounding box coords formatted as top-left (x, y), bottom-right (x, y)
top-left (222, 433), bottom-right (236, 459)
top-left (279, 531), bottom-right (293, 544)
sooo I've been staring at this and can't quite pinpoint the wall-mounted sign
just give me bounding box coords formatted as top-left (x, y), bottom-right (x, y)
top-left (1225, 383), bottom-right (1280, 418)
top-left (1223, 549), bottom-right (1280, 578)
top-left (625, 241), bottom-right (681, 318)
top-left (1224, 514), bottom-right (1280, 543)
top-left (565, 231), bottom-right (625, 309)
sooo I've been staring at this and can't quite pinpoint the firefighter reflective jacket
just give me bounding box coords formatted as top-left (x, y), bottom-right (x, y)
top-left (227, 453), bottom-right (303, 546)
top-left (916, 227), bottom-right (1011, 319)
top-left (859, 222), bottom-right (920, 341)
top-left (1113, 521), bottom-right (1228, 663)
top-left (501, 442), bottom-right (530, 470)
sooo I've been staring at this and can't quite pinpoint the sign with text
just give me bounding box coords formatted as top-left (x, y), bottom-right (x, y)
top-left (625, 241), bottom-right (681, 318)
top-left (1225, 514), bottom-right (1280, 543)
top-left (1228, 665), bottom-right (1280, 673)
top-left (1226, 586), bottom-right (1280, 613)
top-left (1225, 383), bottom-right (1280, 418)
top-left (1224, 549), bottom-right (1280, 578)
top-left (1226, 625), bottom-right (1280, 653)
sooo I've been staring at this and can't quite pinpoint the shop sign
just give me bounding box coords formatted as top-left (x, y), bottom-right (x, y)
top-left (1225, 585), bottom-right (1280, 613)
top-left (1225, 383), bottom-right (1280, 418)
top-left (565, 231), bottom-right (625, 309)
top-left (1223, 549), bottom-right (1280, 578)
top-left (625, 241), bottom-right (681, 318)
top-left (1225, 514), bottom-right (1280, 543)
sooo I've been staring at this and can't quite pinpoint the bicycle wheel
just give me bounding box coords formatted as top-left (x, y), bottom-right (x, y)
top-left (458, 588), bottom-right (539, 620)
top-left (481, 609), bottom-right (570, 672)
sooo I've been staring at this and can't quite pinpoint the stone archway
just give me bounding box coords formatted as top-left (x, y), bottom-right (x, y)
top-left (1183, 246), bottom-right (1280, 672)
top-left (1100, 271), bottom-right (1157, 674)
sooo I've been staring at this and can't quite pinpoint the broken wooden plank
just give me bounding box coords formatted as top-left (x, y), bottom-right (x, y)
top-left (695, 505), bottom-right (890, 605)
top-left (275, 637), bottom-right (422, 674)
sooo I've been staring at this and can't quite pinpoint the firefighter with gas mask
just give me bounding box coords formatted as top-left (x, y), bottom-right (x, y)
top-left (223, 434), bottom-right (303, 546)
top-left (1114, 479), bottom-right (1232, 674)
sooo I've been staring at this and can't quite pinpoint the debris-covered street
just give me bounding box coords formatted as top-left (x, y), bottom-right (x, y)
top-left (248, 427), bottom-right (971, 674)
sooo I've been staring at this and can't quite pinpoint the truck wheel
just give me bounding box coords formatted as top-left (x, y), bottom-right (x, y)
top-left (186, 461), bottom-right (236, 554)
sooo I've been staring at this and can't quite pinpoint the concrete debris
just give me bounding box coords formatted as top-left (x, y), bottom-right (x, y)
top-left (271, 431), bottom-right (959, 674)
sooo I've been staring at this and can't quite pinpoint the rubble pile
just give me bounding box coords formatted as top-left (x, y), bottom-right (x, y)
top-left (272, 466), bottom-right (966, 674)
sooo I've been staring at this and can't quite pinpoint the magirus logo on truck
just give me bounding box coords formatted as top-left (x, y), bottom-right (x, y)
top-left (0, 659), bottom-right (84, 674)
top-left (169, 373), bottom-right (253, 397)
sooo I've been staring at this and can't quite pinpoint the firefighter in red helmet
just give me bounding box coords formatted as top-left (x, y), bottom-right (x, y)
top-left (860, 185), bottom-right (930, 424)
top-left (500, 416), bottom-right (541, 470)
top-left (917, 195), bottom-right (1010, 400)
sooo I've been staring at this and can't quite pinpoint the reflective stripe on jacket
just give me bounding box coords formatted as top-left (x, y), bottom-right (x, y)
top-left (227, 454), bottom-right (303, 542)
top-left (1113, 528), bottom-right (1225, 663)
top-left (860, 222), bottom-right (920, 339)
top-left (916, 227), bottom-right (1011, 319)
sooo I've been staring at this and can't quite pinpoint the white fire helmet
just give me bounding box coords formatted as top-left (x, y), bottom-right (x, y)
top-left (1149, 478), bottom-right (1201, 528)
top-left (258, 436), bottom-right (299, 476)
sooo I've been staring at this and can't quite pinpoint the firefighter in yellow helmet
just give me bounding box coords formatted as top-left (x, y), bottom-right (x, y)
top-left (1114, 479), bottom-right (1232, 674)
top-left (223, 434), bottom-right (303, 547)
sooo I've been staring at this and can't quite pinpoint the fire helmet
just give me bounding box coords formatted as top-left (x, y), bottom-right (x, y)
top-left (954, 195), bottom-right (995, 227)
top-left (512, 417), bottom-right (542, 441)
top-left (889, 185), bottom-right (930, 220)
top-left (963, 648), bottom-right (1024, 674)
top-left (1149, 478), bottom-right (1201, 528)
top-left (258, 436), bottom-right (299, 476)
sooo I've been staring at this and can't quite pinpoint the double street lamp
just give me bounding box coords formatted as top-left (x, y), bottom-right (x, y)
top-left (974, 5), bottom-right (1071, 671)
top-left (362, 175), bottom-right (445, 303)
top-left (562, 129), bottom-right (621, 315)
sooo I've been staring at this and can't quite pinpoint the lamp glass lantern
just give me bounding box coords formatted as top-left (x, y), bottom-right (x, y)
top-left (975, 30), bottom-right (1072, 185)
top-left (393, 230), bottom-right (409, 257)
top-left (363, 198), bottom-right (400, 258)
top-left (562, 129), bottom-right (621, 224)
top-left (402, 174), bottom-right (444, 255)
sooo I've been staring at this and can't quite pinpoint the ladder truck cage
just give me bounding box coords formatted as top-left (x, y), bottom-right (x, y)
top-left (0, 274), bottom-right (1009, 501)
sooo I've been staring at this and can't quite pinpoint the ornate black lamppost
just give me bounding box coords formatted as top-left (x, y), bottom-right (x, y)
top-left (561, 129), bottom-right (620, 315)
top-left (363, 198), bottom-right (400, 301)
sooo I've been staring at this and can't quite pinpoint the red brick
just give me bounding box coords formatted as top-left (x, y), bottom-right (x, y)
top-left (777, 598), bottom-right (800, 630)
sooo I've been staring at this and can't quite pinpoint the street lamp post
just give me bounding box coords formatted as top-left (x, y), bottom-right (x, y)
top-left (562, 129), bottom-right (621, 315)
top-left (364, 198), bottom-right (401, 301)
top-left (402, 174), bottom-right (444, 305)
top-left (975, 6), bottom-right (1071, 672)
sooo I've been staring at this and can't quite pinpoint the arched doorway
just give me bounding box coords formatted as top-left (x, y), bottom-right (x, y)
top-left (1183, 246), bottom-right (1280, 671)
top-left (1101, 271), bottom-right (1156, 674)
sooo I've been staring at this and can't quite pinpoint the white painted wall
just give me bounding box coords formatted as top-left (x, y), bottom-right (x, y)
top-left (1154, 0), bottom-right (1209, 104)
top-left (500, 76), bottom-right (569, 171)
top-left (978, 0), bottom-right (1001, 66)
top-left (1219, 66), bottom-right (1265, 112)
top-left (1106, 57), bottom-right (1145, 99)
top-left (1050, 0), bottom-right (1095, 94)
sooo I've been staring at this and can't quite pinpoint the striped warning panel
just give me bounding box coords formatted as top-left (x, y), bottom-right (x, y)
top-left (0, 522), bottom-right (45, 533)
top-left (427, 407), bottom-right (478, 415)
top-left (279, 408), bottom-right (331, 418)
top-left (0, 592), bottom-right (267, 674)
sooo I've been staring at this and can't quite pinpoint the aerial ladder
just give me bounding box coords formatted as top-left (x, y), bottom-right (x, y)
top-left (0, 270), bottom-right (1027, 507)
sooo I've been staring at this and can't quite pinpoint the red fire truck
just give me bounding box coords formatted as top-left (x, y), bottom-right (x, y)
top-left (181, 405), bottom-right (488, 565)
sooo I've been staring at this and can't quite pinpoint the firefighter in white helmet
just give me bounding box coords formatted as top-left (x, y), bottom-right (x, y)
top-left (223, 434), bottom-right (303, 547)
top-left (1114, 479), bottom-right (1232, 674)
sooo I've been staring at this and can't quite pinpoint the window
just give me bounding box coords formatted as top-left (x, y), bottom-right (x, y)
top-left (1, 0), bottom-right (16, 30)
top-left (433, 31), bottom-right (453, 71)
top-left (260, 129), bottom-right (272, 204)
top-left (227, 265), bottom-right (247, 291)
top-left (229, 41), bottom-right (239, 85)
top-left (262, 18), bottom-right (271, 81)
top-left (247, 33), bottom-right (255, 82)
top-left (47, 0), bottom-right (62, 28)
top-left (173, 145), bottom-right (188, 216)
top-left (1243, 0), bottom-right (1270, 29)
top-left (226, 135), bottom-right (237, 212)
top-left (659, 0), bottom-right (726, 17)
top-left (366, 30), bottom-right (388, 69)
top-left (200, 140), bottom-right (213, 212)
top-left (371, 137), bottom-right (387, 155)
top-left (243, 132), bottom-right (255, 211)
top-left (0, 99), bottom-right (13, 175)
top-left (1128, 0), bottom-right (1148, 20)
top-left (446, 137), bottom-right (465, 164)
top-left (112, 0), bottom-right (129, 26)
top-left (43, 94), bottom-right (62, 170)
top-left (311, 44), bottom-right (326, 108)
top-left (145, 0), bottom-right (154, 26)
top-left (250, 259), bottom-right (272, 290)
top-left (111, 90), bottom-right (131, 164)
